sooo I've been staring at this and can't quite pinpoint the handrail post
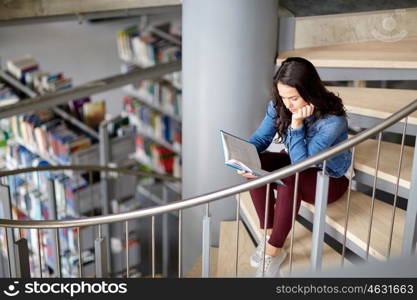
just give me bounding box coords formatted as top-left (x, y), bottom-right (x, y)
top-left (0, 183), bottom-right (17, 277)
top-left (99, 122), bottom-right (112, 274)
top-left (95, 225), bottom-right (109, 277)
top-left (402, 143), bottom-right (417, 255)
top-left (14, 238), bottom-right (31, 278)
top-left (310, 162), bottom-right (329, 272)
top-left (46, 179), bottom-right (62, 277)
top-left (201, 203), bottom-right (211, 278)
top-left (162, 184), bottom-right (169, 277)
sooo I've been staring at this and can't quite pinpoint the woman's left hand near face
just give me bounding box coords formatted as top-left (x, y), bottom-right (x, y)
top-left (292, 103), bottom-right (314, 123)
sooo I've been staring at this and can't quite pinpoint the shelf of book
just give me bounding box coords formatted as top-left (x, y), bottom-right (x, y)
top-left (129, 152), bottom-right (180, 194)
top-left (12, 132), bottom-right (134, 168)
top-left (129, 152), bottom-right (165, 174)
top-left (0, 70), bottom-right (37, 98)
top-left (130, 117), bottom-right (181, 155)
top-left (122, 85), bottom-right (182, 122)
top-left (118, 20), bottom-right (182, 198)
top-left (1, 55), bottom-right (144, 278)
top-left (120, 60), bottom-right (182, 90)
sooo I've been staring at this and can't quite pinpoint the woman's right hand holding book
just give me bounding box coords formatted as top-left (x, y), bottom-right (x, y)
top-left (237, 170), bottom-right (257, 179)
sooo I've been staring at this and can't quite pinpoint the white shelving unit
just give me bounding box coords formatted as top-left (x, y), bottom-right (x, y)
top-left (119, 21), bottom-right (183, 199)
top-left (128, 152), bottom-right (181, 194)
top-left (0, 66), bottom-right (137, 278)
top-left (129, 116), bottom-right (181, 154)
top-left (122, 85), bottom-right (182, 122)
top-left (117, 21), bottom-right (183, 277)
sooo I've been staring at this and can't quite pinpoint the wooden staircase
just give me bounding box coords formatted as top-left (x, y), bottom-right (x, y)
top-left (186, 83), bottom-right (417, 276)
top-left (187, 7), bottom-right (417, 278)
top-left (186, 194), bottom-right (347, 278)
top-left (239, 192), bottom-right (347, 276)
top-left (301, 86), bottom-right (415, 262)
top-left (219, 86), bottom-right (416, 275)
top-left (187, 5), bottom-right (417, 279)
top-left (277, 37), bottom-right (417, 70)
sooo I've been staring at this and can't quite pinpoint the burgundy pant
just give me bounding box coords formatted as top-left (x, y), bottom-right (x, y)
top-left (249, 151), bottom-right (349, 248)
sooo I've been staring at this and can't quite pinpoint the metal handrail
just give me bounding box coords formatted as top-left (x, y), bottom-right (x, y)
top-left (0, 165), bottom-right (180, 180)
top-left (1, 98), bottom-right (417, 229)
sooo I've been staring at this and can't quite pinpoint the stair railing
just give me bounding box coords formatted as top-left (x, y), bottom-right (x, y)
top-left (0, 98), bottom-right (416, 278)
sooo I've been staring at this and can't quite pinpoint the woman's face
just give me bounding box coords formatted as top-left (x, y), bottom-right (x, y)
top-left (277, 82), bottom-right (308, 113)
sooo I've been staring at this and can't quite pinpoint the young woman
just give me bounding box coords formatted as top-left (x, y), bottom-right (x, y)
top-left (238, 57), bottom-right (352, 277)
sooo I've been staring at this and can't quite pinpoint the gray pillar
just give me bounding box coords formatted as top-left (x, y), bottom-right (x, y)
top-left (182, 0), bottom-right (278, 274)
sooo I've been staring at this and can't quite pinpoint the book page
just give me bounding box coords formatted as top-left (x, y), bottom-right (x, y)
top-left (221, 131), bottom-right (261, 172)
top-left (221, 131), bottom-right (286, 185)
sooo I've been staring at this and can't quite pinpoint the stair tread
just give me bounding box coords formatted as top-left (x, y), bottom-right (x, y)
top-left (185, 247), bottom-right (219, 278)
top-left (239, 192), bottom-right (346, 275)
top-left (276, 37), bottom-right (417, 69)
top-left (354, 138), bottom-right (413, 188)
top-left (302, 189), bottom-right (405, 259)
top-left (217, 221), bottom-right (256, 277)
top-left (327, 86), bottom-right (417, 124)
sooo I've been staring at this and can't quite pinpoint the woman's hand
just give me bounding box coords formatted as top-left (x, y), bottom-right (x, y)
top-left (291, 103), bottom-right (314, 129)
top-left (237, 170), bottom-right (257, 179)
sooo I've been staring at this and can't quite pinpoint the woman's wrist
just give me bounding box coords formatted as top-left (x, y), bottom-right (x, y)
top-left (291, 120), bottom-right (303, 129)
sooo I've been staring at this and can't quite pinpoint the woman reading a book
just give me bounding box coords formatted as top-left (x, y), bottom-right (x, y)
top-left (237, 57), bottom-right (352, 277)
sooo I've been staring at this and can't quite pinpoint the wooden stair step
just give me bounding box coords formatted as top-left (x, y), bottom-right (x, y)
top-left (354, 137), bottom-right (413, 189)
top-left (239, 192), bottom-right (346, 275)
top-left (184, 247), bottom-right (219, 278)
top-left (276, 37), bottom-right (417, 69)
top-left (326, 86), bottom-right (417, 124)
top-left (302, 189), bottom-right (405, 260)
top-left (216, 221), bottom-right (256, 277)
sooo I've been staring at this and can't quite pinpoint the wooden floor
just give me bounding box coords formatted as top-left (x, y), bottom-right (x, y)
top-left (216, 221), bottom-right (256, 277)
top-left (354, 138), bottom-right (413, 189)
top-left (326, 86), bottom-right (417, 125)
top-left (276, 37), bottom-right (417, 69)
top-left (239, 192), bottom-right (345, 276)
top-left (185, 247), bottom-right (219, 278)
top-left (302, 190), bottom-right (405, 259)
top-left (187, 185), bottom-right (406, 277)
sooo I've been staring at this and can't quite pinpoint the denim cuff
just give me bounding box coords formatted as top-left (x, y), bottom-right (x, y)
top-left (287, 124), bottom-right (305, 137)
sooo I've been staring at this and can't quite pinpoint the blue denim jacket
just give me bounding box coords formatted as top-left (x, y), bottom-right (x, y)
top-left (248, 101), bottom-right (352, 178)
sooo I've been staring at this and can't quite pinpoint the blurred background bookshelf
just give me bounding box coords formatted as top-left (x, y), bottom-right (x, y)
top-left (0, 54), bottom-right (139, 277)
top-left (0, 15), bottom-right (182, 278)
top-left (117, 19), bottom-right (182, 193)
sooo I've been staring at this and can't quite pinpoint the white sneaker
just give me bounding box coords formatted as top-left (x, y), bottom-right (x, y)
top-left (255, 249), bottom-right (288, 278)
top-left (250, 235), bottom-right (270, 268)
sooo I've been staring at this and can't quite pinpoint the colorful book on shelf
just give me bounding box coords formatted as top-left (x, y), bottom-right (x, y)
top-left (48, 77), bottom-right (72, 91)
top-left (117, 26), bottom-right (140, 60)
top-left (68, 97), bottom-right (91, 120)
top-left (156, 146), bottom-right (175, 173)
top-left (66, 136), bottom-right (92, 153)
top-left (122, 96), bottom-right (135, 114)
top-left (6, 56), bottom-right (39, 84)
top-left (119, 22), bottom-right (181, 66)
top-left (107, 115), bottom-right (129, 138)
top-left (162, 115), bottom-right (171, 142)
top-left (83, 101), bottom-right (106, 129)
top-left (0, 83), bottom-right (19, 106)
top-left (134, 135), bottom-right (179, 175)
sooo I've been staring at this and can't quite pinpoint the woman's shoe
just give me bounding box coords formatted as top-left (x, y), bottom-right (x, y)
top-left (250, 235), bottom-right (270, 268)
top-left (255, 249), bottom-right (288, 278)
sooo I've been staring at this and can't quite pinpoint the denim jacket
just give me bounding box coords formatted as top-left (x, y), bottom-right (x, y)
top-left (248, 101), bottom-right (352, 178)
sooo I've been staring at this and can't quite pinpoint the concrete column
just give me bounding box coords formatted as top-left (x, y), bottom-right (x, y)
top-left (182, 0), bottom-right (278, 274)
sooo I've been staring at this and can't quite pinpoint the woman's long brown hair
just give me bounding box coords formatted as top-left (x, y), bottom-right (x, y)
top-left (272, 57), bottom-right (346, 142)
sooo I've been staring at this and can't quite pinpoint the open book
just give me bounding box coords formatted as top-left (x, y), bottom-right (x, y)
top-left (220, 130), bottom-right (285, 185)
